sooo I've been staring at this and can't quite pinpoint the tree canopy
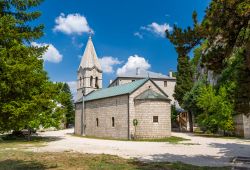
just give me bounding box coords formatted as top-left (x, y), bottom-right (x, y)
top-left (166, 0), bottom-right (250, 134)
top-left (0, 0), bottom-right (68, 133)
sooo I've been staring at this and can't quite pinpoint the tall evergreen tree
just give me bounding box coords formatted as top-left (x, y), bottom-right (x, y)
top-left (166, 12), bottom-right (203, 131)
top-left (0, 0), bottom-right (64, 137)
top-left (57, 83), bottom-right (75, 127)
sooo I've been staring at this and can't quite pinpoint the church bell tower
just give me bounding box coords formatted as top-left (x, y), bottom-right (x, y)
top-left (77, 36), bottom-right (102, 100)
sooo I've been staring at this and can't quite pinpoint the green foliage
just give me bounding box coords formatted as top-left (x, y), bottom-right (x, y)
top-left (166, 11), bottom-right (204, 106)
top-left (196, 85), bottom-right (234, 133)
top-left (171, 72), bottom-right (177, 77)
top-left (182, 79), bottom-right (234, 133)
top-left (57, 83), bottom-right (75, 127)
top-left (182, 80), bottom-right (204, 116)
top-left (166, 0), bottom-right (250, 135)
top-left (0, 0), bottom-right (45, 44)
top-left (201, 0), bottom-right (250, 70)
top-left (133, 119), bottom-right (138, 126)
top-left (171, 105), bottom-right (178, 122)
top-left (0, 0), bottom-right (65, 133)
top-left (173, 55), bottom-right (194, 105)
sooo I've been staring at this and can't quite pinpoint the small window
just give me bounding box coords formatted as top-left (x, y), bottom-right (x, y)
top-left (164, 81), bottom-right (167, 87)
top-left (90, 76), bottom-right (93, 87)
top-left (153, 116), bottom-right (158, 123)
top-left (95, 77), bottom-right (99, 89)
top-left (112, 117), bottom-right (115, 127)
top-left (96, 118), bottom-right (99, 127)
top-left (132, 80), bottom-right (135, 82)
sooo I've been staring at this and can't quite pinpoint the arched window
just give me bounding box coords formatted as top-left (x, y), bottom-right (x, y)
top-left (95, 77), bottom-right (99, 89)
top-left (90, 76), bottom-right (93, 87)
top-left (79, 77), bottom-right (82, 87)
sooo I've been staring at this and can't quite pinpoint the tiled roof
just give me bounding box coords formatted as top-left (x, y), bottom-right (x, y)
top-left (84, 78), bottom-right (148, 101)
top-left (135, 89), bottom-right (170, 101)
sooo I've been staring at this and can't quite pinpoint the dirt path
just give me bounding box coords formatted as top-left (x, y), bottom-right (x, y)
top-left (32, 129), bottom-right (250, 167)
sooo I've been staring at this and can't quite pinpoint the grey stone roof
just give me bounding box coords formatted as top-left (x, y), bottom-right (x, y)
top-left (78, 37), bottom-right (102, 71)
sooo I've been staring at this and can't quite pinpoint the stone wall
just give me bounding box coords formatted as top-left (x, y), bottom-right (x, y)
top-left (243, 114), bottom-right (250, 138)
top-left (129, 80), bottom-right (171, 138)
top-left (134, 100), bottom-right (171, 138)
top-left (153, 79), bottom-right (176, 105)
top-left (75, 103), bottom-right (83, 135)
top-left (85, 95), bottom-right (129, 139)
top-left (234, 114), bottom-right (250, 138)
top-left (76, 79), bottom-right (171, 139)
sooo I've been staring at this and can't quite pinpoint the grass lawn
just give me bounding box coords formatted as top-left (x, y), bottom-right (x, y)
top-left (74, 135), bottom-right (190, 144)
top-left (0, 150), bottom-right (230, 170)
top-left (0, 135), bottom-right (229, 170)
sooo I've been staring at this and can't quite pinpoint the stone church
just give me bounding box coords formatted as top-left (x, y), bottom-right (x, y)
top-left (75, 37), bottom-right (175, 139)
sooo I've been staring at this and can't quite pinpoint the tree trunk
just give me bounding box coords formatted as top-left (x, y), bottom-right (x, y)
top-left (188, 111), bottom-right (193, 132)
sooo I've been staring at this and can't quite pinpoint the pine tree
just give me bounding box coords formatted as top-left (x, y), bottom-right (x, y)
top-left (57, 83), bottom-right (75, 127)
top-left (166, 12), bottom-right (203, 132)
top-left (0, 0), bottom-right (64, 138)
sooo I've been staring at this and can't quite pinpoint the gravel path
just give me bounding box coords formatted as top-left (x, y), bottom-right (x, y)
top-left (32, 129), bottom-right (250, 167)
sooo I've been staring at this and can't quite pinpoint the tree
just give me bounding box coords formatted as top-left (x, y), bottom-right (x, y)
top-left (0, 0), bottom-right (64, 139)
top-left (166, 12), bottom-right (203, 132)
top-left (166, 0), bottom-right (250, 135)
top-left (200, 0), bottom-right (250, 116)
top-left (196, 85), bottom-right (234, 133)
top-left (182, 80), bottom-right (204, 118)
top-left (57, 83), bottom-right (75, 127)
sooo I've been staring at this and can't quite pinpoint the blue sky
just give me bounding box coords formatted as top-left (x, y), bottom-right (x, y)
top-left (33, 0), bottom-right (210, 97)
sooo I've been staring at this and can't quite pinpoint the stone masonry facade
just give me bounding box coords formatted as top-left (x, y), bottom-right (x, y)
top-left (85, 95), bottom-right (129, 139)
top-left (134, 100), bottom-right (171, 138)
top-left (75, 80), bottom-right (171, 139)
top-left (129, 80), bottom-right (171, 139)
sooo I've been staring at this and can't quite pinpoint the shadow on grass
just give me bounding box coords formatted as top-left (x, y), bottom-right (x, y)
top-left (0, 159), bottom-right (52, 170)
top-left (0, 151), bottom-right (233, 170)
top-left (129, 160), bottom-right (229, 170)
top-left (0, 135), bottom-right (63, 143)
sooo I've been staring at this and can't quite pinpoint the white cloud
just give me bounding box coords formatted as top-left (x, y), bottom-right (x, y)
top-left (66, 81), bottom-right (77, 101)
top-left (53, 13), bottom-right (93, 35)
top-left (99, 56), bottom-right (122, 73)
top-left (31, 42), bottom-right (62, 63)
top-left (141, 22), bottom-right (172, 37)
top-left (116, 55), bottom-right (151, 75)
top-left (134, 32), bottom-right (143, 39)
